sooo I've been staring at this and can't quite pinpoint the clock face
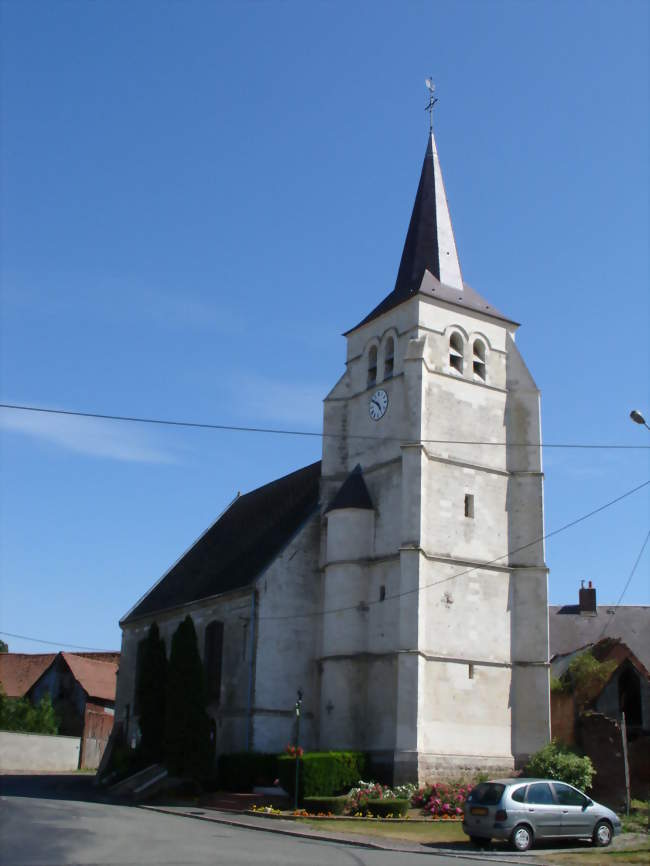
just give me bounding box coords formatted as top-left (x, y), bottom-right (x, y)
top-left (369, 388), bottom-right (388, 421)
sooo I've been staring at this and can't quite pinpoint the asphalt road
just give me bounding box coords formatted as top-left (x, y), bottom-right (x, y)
top-left (0, 775), bottom-right (494, 866)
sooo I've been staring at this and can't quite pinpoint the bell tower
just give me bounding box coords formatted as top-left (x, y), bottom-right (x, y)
top-left (319, 112), bottom-right (550, 781)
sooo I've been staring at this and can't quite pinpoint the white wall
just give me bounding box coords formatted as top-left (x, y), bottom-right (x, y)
top-left (0, 730), bottom-right (80, 771)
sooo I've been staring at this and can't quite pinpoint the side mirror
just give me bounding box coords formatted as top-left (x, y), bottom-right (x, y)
top-left (583, 799), bottom-right (593, 810)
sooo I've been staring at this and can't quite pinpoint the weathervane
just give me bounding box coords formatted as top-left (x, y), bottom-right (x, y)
top-left (425, 78), bottom-right (437, 132)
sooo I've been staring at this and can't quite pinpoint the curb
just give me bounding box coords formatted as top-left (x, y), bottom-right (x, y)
top-left (138, 804), bottom-right (535, 863)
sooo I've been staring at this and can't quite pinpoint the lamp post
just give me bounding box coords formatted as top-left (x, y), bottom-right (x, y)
top-left (629, 409), bottom-right (650, 431)
top-left (294, 689), bottom-right (303, 812)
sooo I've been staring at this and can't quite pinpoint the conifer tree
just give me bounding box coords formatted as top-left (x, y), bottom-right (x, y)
top-left (164, 615), bottom-right (212, 778)
top-left (135, 621), bottom-right (167, 764)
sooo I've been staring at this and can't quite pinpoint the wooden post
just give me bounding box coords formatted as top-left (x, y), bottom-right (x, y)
top-left (621, 711), bottom-right (631, 817)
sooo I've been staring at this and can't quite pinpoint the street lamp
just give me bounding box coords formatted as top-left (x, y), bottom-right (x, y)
top-left (629, 410), bottom-right (650, 431)
top-left (294, 689), bottom-right (303, 811)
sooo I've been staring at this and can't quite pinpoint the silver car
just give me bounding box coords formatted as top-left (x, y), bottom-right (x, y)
top-left (462, 778), bottom-right (622, 852)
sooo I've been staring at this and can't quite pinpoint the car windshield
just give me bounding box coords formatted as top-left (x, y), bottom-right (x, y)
top-left (467, 783), bottom-right (505, 805)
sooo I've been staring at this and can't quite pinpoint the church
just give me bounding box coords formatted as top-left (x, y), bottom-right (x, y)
top-left (116, 121), bottom-right (551, 783)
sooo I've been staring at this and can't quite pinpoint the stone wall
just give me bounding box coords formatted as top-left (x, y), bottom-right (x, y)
top-left (0, 730), bottom-right (80, 771)
top-left (580, 713), bottom-right (626, 809)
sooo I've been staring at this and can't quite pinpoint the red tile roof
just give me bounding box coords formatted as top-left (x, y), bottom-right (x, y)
top-left (0, 653), bottom-right (57, 698)
top-left (61, 653), bottom-right (118, 703)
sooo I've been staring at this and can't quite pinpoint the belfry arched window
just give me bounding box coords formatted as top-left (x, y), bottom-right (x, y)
top-left (473, 339), bottom-right (486, 381)
top-left (383, 337), bottom-right (394, 379)
top-left (367, 345), bottom-right (378, 387)
top-left (449, 332), bottom-right (464, 374)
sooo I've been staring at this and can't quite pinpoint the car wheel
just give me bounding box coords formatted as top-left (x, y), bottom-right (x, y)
top-left (593, 820), bottom-right (613, 847)
top-left (510, 824), bottom-right (534, 852)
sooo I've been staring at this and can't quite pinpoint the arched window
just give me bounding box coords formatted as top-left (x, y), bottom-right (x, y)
top-left (367, 345), bottom-right (377, 387)
top-left (473, 339), bottom-right (486, 381)
top-left (449, 332), bottom-right (464, 374)
top-left (204, 620), bottom-right (224, 704)
top-left (383, 337), bottom-right (394, 379)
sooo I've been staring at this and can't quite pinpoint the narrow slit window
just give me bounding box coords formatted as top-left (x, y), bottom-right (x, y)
top-left (379, 585), bottom-right (386, 602)
top-left (473, 339), bottom-right (486, 381)
top-left (468, 663), bottom-right (475, 679)
top-left (367, 345), bottom-right (377, 387)
top-left (449, 332), bottom-right (464, 374)
top-left (464, 494), bottom-right (475, 519)
top-left (383, 337), bottom-right (394, 379)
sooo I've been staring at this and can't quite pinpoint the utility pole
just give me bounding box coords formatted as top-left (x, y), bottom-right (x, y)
top-left (621, 712), bottom-right (630, 817)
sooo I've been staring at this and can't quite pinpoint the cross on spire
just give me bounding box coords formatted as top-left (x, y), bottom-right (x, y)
top-left (425, 78), bottom-right (437, 132)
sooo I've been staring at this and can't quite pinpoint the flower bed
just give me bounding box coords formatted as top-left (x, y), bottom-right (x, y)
top-left (411, 781), bottom-right (472, 818)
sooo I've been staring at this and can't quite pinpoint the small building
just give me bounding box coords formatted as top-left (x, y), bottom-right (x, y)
top-left (549, 584), bottom-right (650, 805)
top-left (0, 653), bottom-right (57, 699)
top-left (549, 582), bottom-right (650, 672)
top-left (1, 651), bottom-right (120, 769)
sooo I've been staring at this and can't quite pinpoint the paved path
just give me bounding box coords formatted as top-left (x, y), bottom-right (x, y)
top-left (0, 774), bottom-right (512, 866)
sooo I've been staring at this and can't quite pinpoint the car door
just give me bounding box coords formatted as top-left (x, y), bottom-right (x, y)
top-left (524, 782), bottom-right (562, 838)
top-left (552, 783), bottom-right (593, 837)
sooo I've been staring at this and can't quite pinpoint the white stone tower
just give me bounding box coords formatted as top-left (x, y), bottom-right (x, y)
top-left (319, 129), bottom-right (550, 782)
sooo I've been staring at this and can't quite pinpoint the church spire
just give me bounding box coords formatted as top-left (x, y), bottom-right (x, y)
top-left (394, 130), bottom-right (463, 296)
top-left (346, 103), bottom-right (514, 335)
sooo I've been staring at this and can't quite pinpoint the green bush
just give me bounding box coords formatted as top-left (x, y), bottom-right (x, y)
top-left (278, 751), bottom-right (367, 800)
top-left (559, 651), bottom-right (617, 709)
top-left (364, 798), bottom-right (410, 818)
top-left (303, 795), bottom-right (348, 815)
top-left (218, 752), bottom-right (279, 792)
top-left (525, 739), bottom-right (595, 791)
top-left (0, 689), bottom-right (59, 734)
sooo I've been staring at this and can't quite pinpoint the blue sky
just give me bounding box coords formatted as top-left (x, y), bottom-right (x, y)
top-left (1, 0), bottom-right (648, 654)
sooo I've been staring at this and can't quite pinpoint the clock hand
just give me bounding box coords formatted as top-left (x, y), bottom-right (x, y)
top-left (371, 399), bottom-right (381, 410)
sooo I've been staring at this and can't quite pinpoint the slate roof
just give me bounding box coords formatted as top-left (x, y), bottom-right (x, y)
top-left (347, 271), bottom-right (517, 334)
top-left (325, 464), bottom-right (374, 512)
top-left (61, 653), bottom-right (118, 703)
top-left (549, 605), bottom-right (650, 671)
top-left (0, 653), bottom-right (56, 698)
top-left (122, 461), bottom-right (321, 623)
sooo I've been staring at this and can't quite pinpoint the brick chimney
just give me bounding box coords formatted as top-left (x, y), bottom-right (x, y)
top-left (579, 580), bottom-right (597, 616)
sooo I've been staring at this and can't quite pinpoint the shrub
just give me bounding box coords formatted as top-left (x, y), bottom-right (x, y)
top-left (364, 798), bottom-right (410, 818)
top-left (560, 651), bottom-right (617, 709)
top-left (218, 752), bottom-right (279, 792)
top-left (303, 795), bottom-right (348, 815)
top-left (411, 780), bottom-right (471, 817)
top-left (164, 616), bottom-right (213, 779)
top-left (525, 740), bottom-right (595, 791)
top-left (0, 689), bottom-right (59, 735)
top-left (277, 751), bottom-right (367, 800)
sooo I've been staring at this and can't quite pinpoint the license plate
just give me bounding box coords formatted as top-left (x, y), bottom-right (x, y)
top-left (471, 807), bottom-right (488, 816)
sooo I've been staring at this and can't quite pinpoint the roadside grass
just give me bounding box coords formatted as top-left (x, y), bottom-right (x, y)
top-left (537, 845), bottom-right (650, 866)
top-left (295, 817), bottom-right (465, 844)
top-left (622, 801), bottom-right (650, 835)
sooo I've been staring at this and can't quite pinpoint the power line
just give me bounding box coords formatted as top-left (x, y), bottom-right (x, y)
top-left (244, 478), bottom-right (650, 622)
top-left (5, 482), bottom-right (648, 644)
top-left (1, 402), bottom-right (648, 450)
top-left (0, 631), bottom-right (117, 653)
top-left (596, 528), bottom-right (650, 644)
